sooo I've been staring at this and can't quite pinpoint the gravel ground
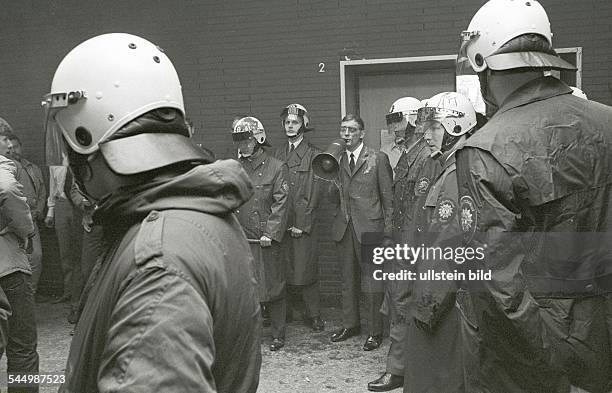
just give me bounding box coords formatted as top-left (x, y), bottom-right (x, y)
top-left (0, 303), bottom-right (391, 393)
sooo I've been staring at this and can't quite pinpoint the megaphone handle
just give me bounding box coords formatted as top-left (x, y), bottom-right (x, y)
top-left (336, 181), bottom-right (349, 223)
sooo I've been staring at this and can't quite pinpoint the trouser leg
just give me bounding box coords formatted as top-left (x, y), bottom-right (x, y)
top-left (302, 281), bottom-right (321, 318)
top-left (337, 225), bottom-right (360, 328)
top-left (268, 297), bottom-right (287, 339)
top-left (28, 225), bottom-right (42, 293)
top-left (1, 272), bottom-right (39, 393)
top-left (386, 322), bottom-right (407, 375)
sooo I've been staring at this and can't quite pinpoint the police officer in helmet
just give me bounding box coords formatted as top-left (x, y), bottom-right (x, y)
top-left (44, 33), bottom-right (261, 393)
top-left (456, 1), bottom-right (612, 391)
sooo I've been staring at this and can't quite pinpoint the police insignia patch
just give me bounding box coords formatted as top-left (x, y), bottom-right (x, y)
top-left (437, 198), bottom-right (455, 222)
top-left (459, 195), bottom-right (477, 233)
top-left (416, 177), bottom-right (430, 195)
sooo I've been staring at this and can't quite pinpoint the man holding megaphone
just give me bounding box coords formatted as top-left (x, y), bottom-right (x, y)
top-left (326, 114), bottom-right (393, 352)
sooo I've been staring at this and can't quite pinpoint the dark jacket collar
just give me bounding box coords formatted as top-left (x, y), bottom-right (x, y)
top-left (497, 76), bottom-right (573, 116)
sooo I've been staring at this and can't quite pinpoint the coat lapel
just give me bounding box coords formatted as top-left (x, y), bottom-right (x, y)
top-left (353, 146), bottom-right (369, 175)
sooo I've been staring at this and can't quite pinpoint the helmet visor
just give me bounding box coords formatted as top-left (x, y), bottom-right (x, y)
top-left (385, 111), bottom-right (417, 127)
top-left (385, 112), bottom-right (403, 125)
top-left (417, 107), bottom-right (464, 125)
top-left (42, 93), bottom-right (69, 166)
top-left (456, 31), bottom-right (478, 76)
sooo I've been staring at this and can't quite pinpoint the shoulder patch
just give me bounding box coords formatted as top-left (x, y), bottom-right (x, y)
top-left (437, 198), bottom-right (456, 223)
top-left (459, 196), bottom-right (477, 233)
top-left (281, 180), bottom-right (290, 193)
top-left (415, 177), bottom-right (430, 195)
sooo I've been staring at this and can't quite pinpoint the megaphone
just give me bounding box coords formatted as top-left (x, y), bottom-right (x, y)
top-left (313, 138), bottom-right (345, 180)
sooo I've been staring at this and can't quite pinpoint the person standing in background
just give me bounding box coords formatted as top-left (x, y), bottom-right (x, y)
top-left (6, 133), bottom-right (46, 296)
top-left (329, 114), bottom-right (393, 352)
top-left (233, 116), bottom-right (290, 351)
top-left (0, 118), bottom-right (39, 393)
top-left (273, 104), bottom-right (324, 332)
top-left (44, 160), bottom-right (82, 306)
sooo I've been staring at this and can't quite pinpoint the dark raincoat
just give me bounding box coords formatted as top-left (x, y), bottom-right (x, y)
top-left (381, 138), bottom-right (441, 323)
top-left (405, 151), bottom-right (464, 393)
top-left (61, 159), bottom-right (262, 393)
top-left (455, 76), bottom-right (612, 393)
top-left (236, 149), bottom-right (290, 302)
top-left (272, 140), bottom-right (322, 286)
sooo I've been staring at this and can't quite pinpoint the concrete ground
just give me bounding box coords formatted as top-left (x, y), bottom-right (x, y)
top-left (0, 303), bottom-right (393, 393)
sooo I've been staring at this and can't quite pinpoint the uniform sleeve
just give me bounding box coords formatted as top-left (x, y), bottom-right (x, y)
top-left (455, 146), bottom-right (555, 363)
top-left (264, 163), bottom-right (290, 242)
top-left (98, 267), bottom-right (217, 393)
top-left (33, 164), bottom-right (47, 219)
top-left (377, 152), bottom-right (394, 235)
top-left (0, 157), bottom-right (34, 241)
top-left (294, 152), bottom-right (323, 233)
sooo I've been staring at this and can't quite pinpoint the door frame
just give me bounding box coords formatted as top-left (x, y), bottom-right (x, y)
top-left (339, 47), bottom-right (583, 117)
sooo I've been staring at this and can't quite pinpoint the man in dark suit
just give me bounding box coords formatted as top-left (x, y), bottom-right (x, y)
top-left (330, 113), bottom-right (393, 351)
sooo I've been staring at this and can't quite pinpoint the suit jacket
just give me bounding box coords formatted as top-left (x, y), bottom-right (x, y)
top-left (330, 145), bottom-right (393, 243)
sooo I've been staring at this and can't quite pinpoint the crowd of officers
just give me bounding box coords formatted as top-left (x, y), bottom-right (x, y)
top-left (1, 0), bottom-right (612, 392)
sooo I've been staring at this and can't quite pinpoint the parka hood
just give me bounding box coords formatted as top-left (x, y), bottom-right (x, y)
top-left (94, 159), bottom-right (253, 227)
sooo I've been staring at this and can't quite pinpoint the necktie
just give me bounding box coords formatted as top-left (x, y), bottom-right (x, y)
top-left (289, 143), bottom-right (295, 152)
top-left (349, 153), bottom-right (355, 171)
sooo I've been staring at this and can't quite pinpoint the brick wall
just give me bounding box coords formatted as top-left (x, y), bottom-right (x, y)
top-left (1, 0), bottom-right (610, 299)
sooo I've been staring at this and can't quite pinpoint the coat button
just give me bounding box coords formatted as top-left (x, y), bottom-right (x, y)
top-left (147, 211), bottom-right (159, 221)
top-left (585, 283), bottom-right (594, 292)
top-left (259, 173), bottom-right (262, 176)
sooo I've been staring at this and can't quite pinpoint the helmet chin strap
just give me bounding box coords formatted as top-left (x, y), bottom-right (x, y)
top-left (478, 70), bottom-right (499, 118)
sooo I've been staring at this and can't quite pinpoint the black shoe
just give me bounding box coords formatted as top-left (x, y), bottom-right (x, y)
top-left (310, 316), bottom-right (324, 332)
top-left (367, 372), bottom-right (404, 391)
top-left (330, 326), bottom-right (360, 342)
top-left (269, 337), bottom-right (285, 351)
top-left (363, 334), bottom-right (383, 351)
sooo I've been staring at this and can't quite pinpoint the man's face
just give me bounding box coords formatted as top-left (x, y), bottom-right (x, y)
top-left (422, 121), bottom-right (445, 156)
top-left (387, 117), bottom-right (409, 145)
top-left (284, 115), bottom-right (303, 137)
top-left (339, 120), bottom-right (364, 151)
top-left (235, 136), bottom-right (258, 157)
top-left (0, 136), bottom-right (12, 157)
top-left (9, 139), bottom-right (22, 161)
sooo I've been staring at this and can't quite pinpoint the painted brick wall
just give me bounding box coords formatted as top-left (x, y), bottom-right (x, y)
top-left (1, 0), bottom-right (610, 299)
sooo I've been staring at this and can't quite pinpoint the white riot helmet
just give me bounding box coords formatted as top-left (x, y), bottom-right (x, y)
top-left (232, 116), bottom-right (269, 146)
top-left (43, 33), bottom-right (206, 175)
top-left (418, 92), bottom-right (477, 156)
top-left (457, 0), bottom-right (575, 74)
top-left (385, 97), bottom-right (421, 127)
top-left (280, 103), bottom-right (313, 135)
